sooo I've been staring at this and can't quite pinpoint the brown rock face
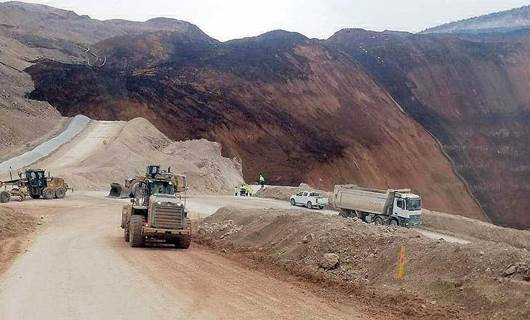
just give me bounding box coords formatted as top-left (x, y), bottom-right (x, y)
top-left (327, 29), bottom-right (530, 228)
top-left (26, 30), bottom-right (484, 220)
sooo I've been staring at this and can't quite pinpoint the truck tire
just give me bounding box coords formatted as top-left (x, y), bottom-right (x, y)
top-left (129, 215), bottom-right (145, 247)
top-left (306, 201), bottom-right (312, 209)
top-left (389, 218), bottom-right (399, 227)
top-left (290, 199), bottom-right (296, 206)
top-left (374, 216), bottom-right (384, 225)
top-left (55, 187), bottom-right (66, 199)
top-left (176, 235), bottom-right (191, 249)
top-left (0, 191), bottom-right (10, 203)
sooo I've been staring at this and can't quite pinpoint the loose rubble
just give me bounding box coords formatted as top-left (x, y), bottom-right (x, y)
top-left (196, 206), bottom-right (530, 320)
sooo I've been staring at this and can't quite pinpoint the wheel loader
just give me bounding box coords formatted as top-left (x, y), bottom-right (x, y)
top-left (0, 169), bottom-right (69, 203)
top-left (120, 165), bottom-right (191, 249)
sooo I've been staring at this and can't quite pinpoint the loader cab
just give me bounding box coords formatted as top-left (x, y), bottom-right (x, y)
top-left (135, 179), bottom-right (176, 207)
top-left (147, 180), bottom-right (175, 196)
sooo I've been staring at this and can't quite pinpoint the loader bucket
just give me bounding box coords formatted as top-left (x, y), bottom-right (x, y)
top-left (109, 183), bottom-right (124, 198)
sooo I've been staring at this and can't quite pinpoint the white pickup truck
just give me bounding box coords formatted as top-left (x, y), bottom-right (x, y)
top-left (290, 191), bottom-right (329, 210)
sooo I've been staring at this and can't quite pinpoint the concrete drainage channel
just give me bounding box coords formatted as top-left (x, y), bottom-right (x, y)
top-left (0, 115), bottom-right (90, 178)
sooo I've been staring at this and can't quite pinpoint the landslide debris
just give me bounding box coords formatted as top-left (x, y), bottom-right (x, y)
top-left (197, 207), bottom-right (530, 320)
top-left (25, 28), bottom-right (485, 222)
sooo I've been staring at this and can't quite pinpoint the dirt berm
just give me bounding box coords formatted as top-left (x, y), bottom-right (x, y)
top-left (255, 184), bottom-right (333, 203)
top-left (197, 207), bottom-right (530, 320)
top-left (36, 118), bottom-right (244, 193)
top-left (0, 207), bottom-right (36, 274)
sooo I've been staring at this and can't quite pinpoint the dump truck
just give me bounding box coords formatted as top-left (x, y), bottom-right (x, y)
top-left (334, 185), bottom-right (422, 227)
top-left (120, 165), bottom-right (191, 248)
top-left (0, 169), bottom-right (69, 203)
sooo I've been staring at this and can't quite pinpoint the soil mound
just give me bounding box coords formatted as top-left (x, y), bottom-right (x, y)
top-left (37, 118), bottom-right (244, 193)
top-left (0, 207), bottom-right (36, 273)
top-left (197, 207), bottom-right (530, 319)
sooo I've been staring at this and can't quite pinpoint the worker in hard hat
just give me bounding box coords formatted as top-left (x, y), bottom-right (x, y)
top-left (234, 186), bottom-right (239, 196)
top-left (259, 174), bottom-right (265, 189)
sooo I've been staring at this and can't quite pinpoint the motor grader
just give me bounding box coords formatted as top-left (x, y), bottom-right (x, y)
top-left (0, 169), bottom-right (69, 203)
top-left (120, 165), bottom-right (191, 249)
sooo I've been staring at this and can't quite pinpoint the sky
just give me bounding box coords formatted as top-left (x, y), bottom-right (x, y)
top-left (4, 0), bottom-right (530, 40)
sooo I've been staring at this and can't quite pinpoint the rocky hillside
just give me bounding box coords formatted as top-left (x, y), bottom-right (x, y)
top-left (0, 1), bottom-right (208, 159)
top-left (327, 29), bottom-right (530, 228)
top-left (424, 5), bottom-right (530, 34)
top-left (25, 29), bottom-right (484, 220)
top-left (6, 1), bottom-right (530, 228)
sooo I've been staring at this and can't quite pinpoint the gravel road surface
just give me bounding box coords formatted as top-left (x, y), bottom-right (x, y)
top-left (0, 193), bottom-right (365, 320)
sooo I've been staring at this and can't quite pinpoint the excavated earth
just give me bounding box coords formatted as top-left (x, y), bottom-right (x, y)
top-left (29, 117), bottom-right (244, 193)
top-left (0, 207), bottom-right (36, 275)
top-left (197, 207), bottom-right (530, 320)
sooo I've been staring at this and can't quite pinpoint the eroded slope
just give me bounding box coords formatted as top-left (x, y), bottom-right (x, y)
top-left (328, 29), bottom-right (530, 228)
top-left (26, 30), bottom-right (484, 218)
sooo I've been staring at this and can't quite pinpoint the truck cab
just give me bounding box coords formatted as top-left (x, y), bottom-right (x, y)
top-left (390, 192), bottom-right (422, 227)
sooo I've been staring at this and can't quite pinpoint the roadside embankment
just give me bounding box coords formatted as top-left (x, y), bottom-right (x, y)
top-left (423, 209), bottom-right (530, 250)
top-left (0, 207), bottom-right (36, 274)
top-left (196, 207), bottom-right (530, 320)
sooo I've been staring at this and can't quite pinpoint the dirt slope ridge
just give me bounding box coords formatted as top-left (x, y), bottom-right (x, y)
top-left (0, 1), bottom-right (210, 161)
top-left (198, 207), bottom-right (530, 319)
top-left (327, 29), bottom-right (530, 228)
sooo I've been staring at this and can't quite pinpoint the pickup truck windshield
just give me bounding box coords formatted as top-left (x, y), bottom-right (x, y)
top-left (406, 198), bottom-right (421, 211)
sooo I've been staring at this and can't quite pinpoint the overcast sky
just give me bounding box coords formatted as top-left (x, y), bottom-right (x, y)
top-left (5, 0), bottom-right (530, 40)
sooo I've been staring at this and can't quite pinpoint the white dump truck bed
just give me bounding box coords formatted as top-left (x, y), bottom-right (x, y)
top-left (334, 185), bottom-right (392, 215)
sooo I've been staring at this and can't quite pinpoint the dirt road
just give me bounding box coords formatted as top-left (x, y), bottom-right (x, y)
top-left (186, 194), bottom-right (470, 244)
top-left (0, 193), bottom-right (365, 320)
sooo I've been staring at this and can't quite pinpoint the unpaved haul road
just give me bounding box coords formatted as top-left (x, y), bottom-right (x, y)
top-left (186, 194), bottom-right (470, 244)
top-left (0, 193), bottom-right (364, 320)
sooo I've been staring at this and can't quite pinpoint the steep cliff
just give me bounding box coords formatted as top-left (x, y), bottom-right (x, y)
top-left (328, 29), bottom-right (530, 228)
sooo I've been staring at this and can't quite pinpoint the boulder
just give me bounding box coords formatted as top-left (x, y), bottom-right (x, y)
top-left (320, 253), bottom-right (340, 270)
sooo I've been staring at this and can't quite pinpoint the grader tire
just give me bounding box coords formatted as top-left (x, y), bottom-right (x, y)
top-left (55, 187), bottom-right (66, 199)
top-left (0, 191), bottom-right (10, 203)
top-left (129, 215), bottom-right (145, 247)
top-left (42, 188), bottom-right (54, 200)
